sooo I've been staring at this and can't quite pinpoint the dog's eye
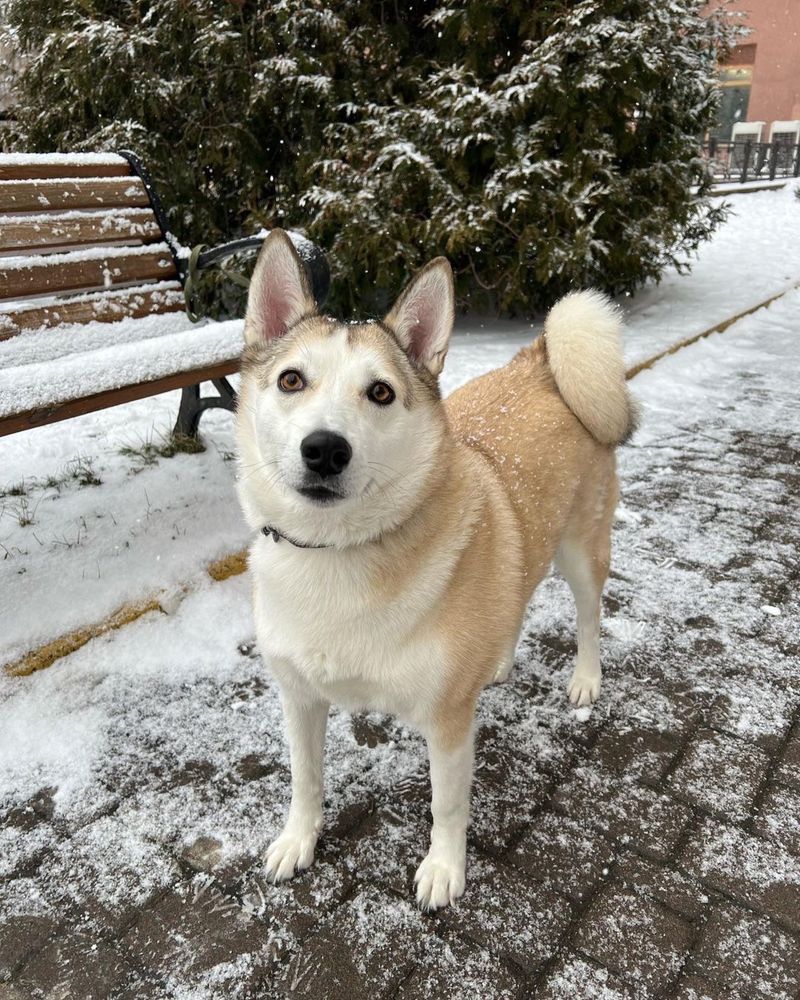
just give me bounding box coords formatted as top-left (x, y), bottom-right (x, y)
top-left (367, 381), bottom-right (395, 406)
top-left (278, 370), bottom-right (305, 393)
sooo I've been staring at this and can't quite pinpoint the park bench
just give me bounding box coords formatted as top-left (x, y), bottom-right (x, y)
top-left (0, 151), bottom-right (329, 438)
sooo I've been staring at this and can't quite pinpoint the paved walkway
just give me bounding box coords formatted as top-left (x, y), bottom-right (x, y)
top-left (1, 292), bottom-right (799, 999)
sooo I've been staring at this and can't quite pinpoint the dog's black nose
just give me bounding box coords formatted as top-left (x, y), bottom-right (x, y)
top-left (301, 431), bottom-right (352, 477)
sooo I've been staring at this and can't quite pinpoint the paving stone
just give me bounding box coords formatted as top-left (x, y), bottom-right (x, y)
top-left (754, 781), bottom-right (800, 855)
top-left (0, 825), bottom-right (54, 881)
top-left (506, 809), bottom-right (615, 903)
top-left (680, 818), bottom-right (800, 932)
top-left (235, 753), bottom-right (274, 782)
top-left (670, 974), bottom-right (736, 1000)
top-left (532, 954), bottom-right (639, 999)
top-left (237, 854), bottom-right (351, 946)
top-left (270, 887), bottom-right (427, 999)
top-left (574, 885), bottom-right (692, 992)
top-left (0, 986), bottom-right (28, 1000)
top-left (35, 816), bottom-right (178, 936)
top-left (122, 875), bottom-right (274, 988)
top-left (614, 853), bottom-right (710, 920)
top-left (688, 902), bottom-right (800, 1000)
top-left (591, 722), bottom-right (682, 784)
top-left (1, 787), bottom-right (56, 833)
top-left (396, 933), bottom-right (521, 1000)
top-left (775, 729), bottom-right (800, 791)
top-left (181, 835), bottom-right (224, 873)
top-left (347, 801), bottom-right (431, 896)
top-left (552, 766), bottom-right (691, 861)
top-left (668, 729), bottom-right (769, 822)
top-left (12, 931), bottom-right (142, 1000)
top-left (351, 712), bottom-right (395, 748)
top-left (0, 915), bottom-right (59, 981)
top-left (437, 854), bottom-right (571, 972)
top-left (469, 735), bottom-right (553, 855)
top-left (0, 872), bottom-right (63, 975)
top-left (705, 678), bottom-right (798, 753)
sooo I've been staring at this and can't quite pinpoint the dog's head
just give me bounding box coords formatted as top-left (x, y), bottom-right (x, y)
top-left (236, 230), bottom-right (455, 546)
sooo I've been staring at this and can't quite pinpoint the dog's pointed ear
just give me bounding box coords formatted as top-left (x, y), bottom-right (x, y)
top-left (385, 257), bottom-right (455, 377)
top-left (244, 229), bottom-right (316, 345)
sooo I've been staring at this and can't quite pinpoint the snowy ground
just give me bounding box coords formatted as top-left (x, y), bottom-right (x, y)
top-left (2, 183), bottom-right (798, 665)
top-left (1, 184), bottom-right (799, 998)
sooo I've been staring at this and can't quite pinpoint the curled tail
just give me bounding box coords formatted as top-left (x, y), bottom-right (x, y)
top-left (544, 290), bottom-right (639, 446)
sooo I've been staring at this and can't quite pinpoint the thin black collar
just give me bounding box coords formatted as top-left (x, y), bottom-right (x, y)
top-left (261, 525), bottom-right (333, 549)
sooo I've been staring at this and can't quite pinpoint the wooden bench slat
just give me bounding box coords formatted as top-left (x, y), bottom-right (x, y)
top-left (0, 359), bottom-right (239, 437)
top-left (0, 178), bottom-right (150, 213)
top-left (0, 283), bottom-right (185, 340)
top-left (0, 162), bottom-right (132, 181)
top-left (0, 153), bottom-right (131, 182)
top-left (0, 208), bottom-right (162, 253)
top-left (0, 246), bottom-right (178, 300)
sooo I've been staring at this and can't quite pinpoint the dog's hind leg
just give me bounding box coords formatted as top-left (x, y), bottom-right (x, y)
top-left (556, 469), bottom-right (616, 708)
top-left (491, 620), bottom-right (524, 684)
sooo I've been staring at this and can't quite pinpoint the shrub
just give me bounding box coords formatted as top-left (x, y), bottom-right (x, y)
top-left (1, 0), bottom-right (738, 315)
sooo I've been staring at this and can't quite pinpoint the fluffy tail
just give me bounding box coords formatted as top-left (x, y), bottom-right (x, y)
top-left (544, 290), bottom-right (639, 446)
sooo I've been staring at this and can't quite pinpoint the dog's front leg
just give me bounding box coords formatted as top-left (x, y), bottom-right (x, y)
top-left (265, 685), bottom-right (329, 883)
top-left (415, 720), bottom-right (475, 910)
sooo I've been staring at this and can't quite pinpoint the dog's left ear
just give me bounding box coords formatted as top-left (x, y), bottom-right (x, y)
top-left (244, 229), bottom-right (317, 345)
top-left (385, 258), bottom-right (455, 377)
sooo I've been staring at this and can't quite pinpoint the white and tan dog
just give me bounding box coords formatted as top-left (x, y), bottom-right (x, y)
top-left (236, 230), bottom-right (637, 910)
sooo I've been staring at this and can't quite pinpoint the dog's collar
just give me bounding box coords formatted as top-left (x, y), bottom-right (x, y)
top-left (261, 525), bottom-right (333, 549)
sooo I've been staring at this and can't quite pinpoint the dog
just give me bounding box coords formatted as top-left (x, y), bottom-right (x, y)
top-left (235, 230), bottom-right (637, 910)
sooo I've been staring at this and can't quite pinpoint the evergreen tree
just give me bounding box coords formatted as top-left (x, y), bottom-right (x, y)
top-left (0, 0), bottom-right (738, 316)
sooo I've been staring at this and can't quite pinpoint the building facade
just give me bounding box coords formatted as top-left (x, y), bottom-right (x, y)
top-left (714, 0), bottom-right (800, 141)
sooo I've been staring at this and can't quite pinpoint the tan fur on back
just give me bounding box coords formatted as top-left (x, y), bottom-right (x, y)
top-left (431, 336), bottom-right (617, 745)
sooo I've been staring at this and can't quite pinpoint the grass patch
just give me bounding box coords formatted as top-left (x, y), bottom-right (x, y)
top-left (1, 456), bottom-right (102, 500)
top-left (120, 429), bottom-right (205, 468)
top-left (1, 495), bottom-right (40, 527)
top-left (65, 456), bottom-right (102, 487)
top-left (0, 479), bottom-right (28, 498)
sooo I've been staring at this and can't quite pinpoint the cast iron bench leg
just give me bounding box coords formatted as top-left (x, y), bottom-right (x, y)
top-left (173, 378), bottom-right (237, 438)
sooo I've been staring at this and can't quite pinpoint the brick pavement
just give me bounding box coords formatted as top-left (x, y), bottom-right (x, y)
top-left (2, 309), bottom-right (799, 998)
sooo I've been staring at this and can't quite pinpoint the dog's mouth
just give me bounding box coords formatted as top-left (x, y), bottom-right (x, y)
top-left (297, 485), bottom-right (344, 504)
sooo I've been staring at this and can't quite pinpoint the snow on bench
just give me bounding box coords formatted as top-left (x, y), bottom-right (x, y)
top-left (0, 311), bottom-right (244, 421)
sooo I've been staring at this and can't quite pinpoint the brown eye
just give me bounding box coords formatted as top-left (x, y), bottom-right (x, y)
top-left (278, 370), bottom-right (305, 392)
top-left (368, 381), bottom-right (395, 406)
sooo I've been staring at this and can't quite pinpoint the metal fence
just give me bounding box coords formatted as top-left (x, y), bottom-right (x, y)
top-left (703, 139), bottom-right (800, 185)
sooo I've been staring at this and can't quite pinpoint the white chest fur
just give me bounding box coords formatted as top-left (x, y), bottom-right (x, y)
top-left (249, 534), bottom-right (454, 723)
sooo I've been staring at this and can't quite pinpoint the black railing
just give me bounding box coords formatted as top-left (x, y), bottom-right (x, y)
top-left (703, 139), bottom-right (800, 185)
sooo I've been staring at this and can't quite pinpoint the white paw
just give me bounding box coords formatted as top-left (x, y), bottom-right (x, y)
top-left (567, 668), bottom-right (601, 707)
top-left (414, 851), bottom-right (466, 911)
top-left (264, 829), bottom-right (317, 883)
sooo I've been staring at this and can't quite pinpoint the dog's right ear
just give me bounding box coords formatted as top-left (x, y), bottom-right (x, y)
top-left (385, 257), bottom-right (455, 377)
top-left (244, 229), bottom-right (316, 345)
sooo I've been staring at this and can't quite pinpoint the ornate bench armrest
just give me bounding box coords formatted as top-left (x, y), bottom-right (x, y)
top-left (194, 231), bottom-right (330, 308)
top-left (118, 149), bottom-right (330, 318)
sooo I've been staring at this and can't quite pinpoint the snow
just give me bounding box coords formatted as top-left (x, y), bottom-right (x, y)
top-left (1, 241), bottom-right (171, 271)
top-left (0, 153), bottom-right (127, 166)
top-left (0, 314), bottom-right (241, 420)
top-left (452, 184), bottom-right (800, 380)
